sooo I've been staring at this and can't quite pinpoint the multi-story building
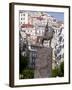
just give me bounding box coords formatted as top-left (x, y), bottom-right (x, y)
top-left (19, 11), bottom-right (29, 26)
top-left (28, 45), bottom-right (37, 69)
top-left (21, 24), bottom-right (35, 35)
top-left (19, 11), bottom-right (64, 69)
top-left (51, 25), bottom-right (64, 69)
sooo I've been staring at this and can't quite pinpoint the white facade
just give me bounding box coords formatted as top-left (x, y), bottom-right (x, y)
top-left (51, 27), bottom-right (64, 69)
top-left (21, 27), bottom-right (36, 36)
top-left (19, 11), bottom-right (28, 25)
top-left (19, 11), bottom-right (64, 69)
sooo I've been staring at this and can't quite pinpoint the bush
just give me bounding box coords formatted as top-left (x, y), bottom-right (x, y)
top-left (58, 61), bottom-right (64, 77)
top-left (19, 53), bottom-right (34, 79)
top-left (19, 54), bottom-right (29, 73)
top-left (21, 68), bottom-right (34, 79)
top-left (52, 61), bottom-right (64, 77)
top-left (52, 67), bottom-right (59, 77)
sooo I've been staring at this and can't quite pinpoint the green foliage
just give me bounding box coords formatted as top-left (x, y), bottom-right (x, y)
top-left (52, 67), bottom-right (59, 77)
top-left (21, 68), bottom-right (34, 79)
top-left (58, 61), bottom-right (64, 77)
top-left (52, 61), bottom-right (64, 77)
top-left (19, 53), bottom-right (34, 79)
top-left (19, 54), bottom-right (29, 73)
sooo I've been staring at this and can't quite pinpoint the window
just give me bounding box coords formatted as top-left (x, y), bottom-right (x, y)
top-left (59, 36), bottom-right (62, 42)
top-left (57, 55), bottom-right (61, 60)
top-left (23, 30), bottom-right (25, 32)
top-left (32, 58), bottom-right (35, 67)
top-left (32, 59), bottom-right (35, 63)
top-left (20, 22), bottom-right (22, 24)
top-left (32, 53), bottom-right (35, 57)
top-left (23, 14), bottom-right (25, 16)
top-left (21, 18), bottom-right (22, 20)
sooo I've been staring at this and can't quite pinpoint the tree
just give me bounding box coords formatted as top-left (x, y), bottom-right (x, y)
top-left (52, 61), bottom-right (64, 77)
top-left (19, 52), bottom-right (34, 79)
top-left (58, 61), bottom-right (64, 77)
top-left (19, 54), bottom-right (29, 73)
top-left (21, 68), bottom-right (34, 79)
top-left (52, 67), bottom-right (59, 77)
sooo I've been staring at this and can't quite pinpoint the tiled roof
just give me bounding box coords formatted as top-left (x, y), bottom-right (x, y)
top-left (21, 23), bottom-right (34, 28)
top-left (32, 16), bottom-right (43, 20)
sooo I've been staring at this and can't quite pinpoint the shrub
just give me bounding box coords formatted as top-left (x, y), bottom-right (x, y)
top-left (52, 61), bottom-right (64, 77)
top-left (21, 68), bottom-right (34, 79)
top-left (52, 67), bottom-right (59, 77)
top-left (19, 54), bottom-right (29, 73)
top-left (19, 53), bottom-right (34, 79)
top-left (58, 61), bottom-right (64, 77)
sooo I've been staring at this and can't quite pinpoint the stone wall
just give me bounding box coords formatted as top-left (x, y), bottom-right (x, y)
top-left (34, 47), bottom-right (52, 78)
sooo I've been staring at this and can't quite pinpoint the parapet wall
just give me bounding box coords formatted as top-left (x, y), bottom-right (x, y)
top-left (34, 46), bottom-right (52, 78)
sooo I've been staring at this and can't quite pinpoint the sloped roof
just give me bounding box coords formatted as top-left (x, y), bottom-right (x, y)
top-left (21, 24), bottom-right (34, 28)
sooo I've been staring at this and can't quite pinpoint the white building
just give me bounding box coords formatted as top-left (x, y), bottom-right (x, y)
top-left (19, 11), bottom-right (29, 26)
top-left (51, 27), bottom-right (64, 69)
top-left (19, 11), bottom-right (64, 69)
top-left (21, 24), bottom-right (35, 36)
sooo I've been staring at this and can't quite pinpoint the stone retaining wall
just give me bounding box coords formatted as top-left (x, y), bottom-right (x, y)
top-left (34, 47), bottom-right (52, 78)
